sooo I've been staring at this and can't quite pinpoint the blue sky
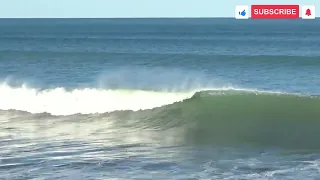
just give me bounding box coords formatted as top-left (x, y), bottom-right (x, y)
top-left (0, 0), bottom-right (319, 18)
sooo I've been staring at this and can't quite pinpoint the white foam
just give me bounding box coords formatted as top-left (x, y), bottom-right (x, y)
top-left (0, 81), bottom-right (285, 116)
top-left (0, 83), bottom-right (194, 116)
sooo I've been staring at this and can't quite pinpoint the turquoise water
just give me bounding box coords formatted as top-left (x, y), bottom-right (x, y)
top-left (1, 19), bottom-right (320, 179)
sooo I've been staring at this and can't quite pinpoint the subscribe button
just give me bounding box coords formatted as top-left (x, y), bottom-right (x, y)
top-left (251, 5), bottom-right (299, 19)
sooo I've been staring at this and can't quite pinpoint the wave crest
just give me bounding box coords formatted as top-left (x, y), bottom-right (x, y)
top-left (0, 83), bottom-right (198, 115)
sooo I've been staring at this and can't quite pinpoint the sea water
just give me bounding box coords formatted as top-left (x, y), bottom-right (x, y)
top-left (1, 18), bottom-right (320, 179)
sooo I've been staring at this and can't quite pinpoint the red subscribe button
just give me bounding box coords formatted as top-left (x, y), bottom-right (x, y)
top-left (251, 5), bottom-right (300, 19)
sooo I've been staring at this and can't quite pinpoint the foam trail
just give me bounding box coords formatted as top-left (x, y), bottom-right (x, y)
top-left (0, 83), bottom-right (194, 116)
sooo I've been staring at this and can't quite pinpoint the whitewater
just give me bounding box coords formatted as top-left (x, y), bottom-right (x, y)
top-left (0, 82), bottom-right (194, 115)
top-left (0, 81), bottom-right (260, 116)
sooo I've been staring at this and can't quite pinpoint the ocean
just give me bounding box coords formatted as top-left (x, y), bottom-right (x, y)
top-left (0, 18), bottom-right (320, 179)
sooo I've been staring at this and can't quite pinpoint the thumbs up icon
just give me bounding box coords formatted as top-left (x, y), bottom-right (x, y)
top-left (235, 5), bottom-right (249, 19)
top-left (239, 10), bottom-right (247, 16)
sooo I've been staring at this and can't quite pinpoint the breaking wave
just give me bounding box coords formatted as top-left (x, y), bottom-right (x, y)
top-left (1, 82), bottom-right (320, 149)
top-left (0, 82), bottom-right (250, 115)
top-left (0, 82), bottom-right (195, 115)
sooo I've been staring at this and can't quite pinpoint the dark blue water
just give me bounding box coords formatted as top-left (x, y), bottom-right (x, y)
top-left (1, 19), bottom-right (320, 179)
